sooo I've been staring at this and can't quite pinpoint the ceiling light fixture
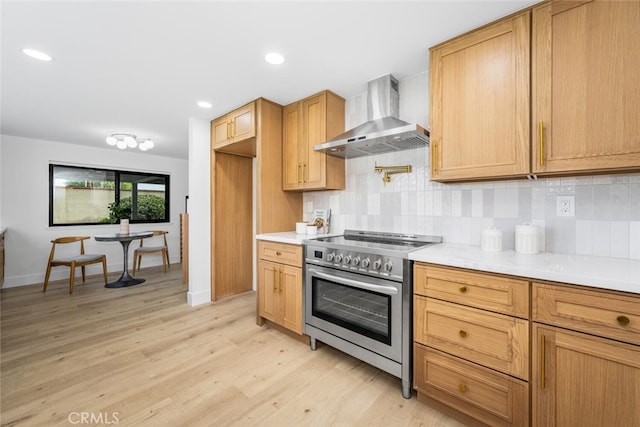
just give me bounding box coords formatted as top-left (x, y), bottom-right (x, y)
top-left (197, 101), bottom-right (212, 109)
top-left (265, 52), bottom-right (285, 65)
top-left (106, 133), bottom-right (154, 151)
top-left (22, 48), bottom-right (53, 61)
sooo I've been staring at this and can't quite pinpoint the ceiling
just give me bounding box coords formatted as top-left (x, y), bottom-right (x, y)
top-left (1, 0), bottom-right (539, 160)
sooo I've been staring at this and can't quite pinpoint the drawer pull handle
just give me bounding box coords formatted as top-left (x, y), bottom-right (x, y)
top-left (617, 315), bottom-right (630, 326)
top-left (459, 330), bottom-right (467, 338)
top-left (459, 286), bottom-right (467, 293)
top-left (458, 383), bottom-right (467, 393)
top-left (276, 251), bottom-right (282, 256)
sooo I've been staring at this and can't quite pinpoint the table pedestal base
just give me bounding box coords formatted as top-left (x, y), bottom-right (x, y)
top-left (106, 271), bottom-right (145, 288)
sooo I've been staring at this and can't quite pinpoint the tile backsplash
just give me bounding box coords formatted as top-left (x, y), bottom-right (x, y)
top-left (303, 149), bottom-right (640, 259)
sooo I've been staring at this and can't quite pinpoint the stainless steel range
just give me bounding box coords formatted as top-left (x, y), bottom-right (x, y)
top-left (304, 230), bottom-right (442, 398)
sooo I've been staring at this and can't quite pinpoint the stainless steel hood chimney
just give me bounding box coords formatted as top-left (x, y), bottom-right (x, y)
top-left (314, 74), bottom-right (429, 158)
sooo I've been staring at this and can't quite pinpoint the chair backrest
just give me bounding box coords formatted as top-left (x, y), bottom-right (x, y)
top-left (49, 236), bottom-right (91, 261)
top-left (139, 230), bottom-right (168, 248)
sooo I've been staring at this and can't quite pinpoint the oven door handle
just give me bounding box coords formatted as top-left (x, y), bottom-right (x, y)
top-left (308, 269), bottom-right (398, 295)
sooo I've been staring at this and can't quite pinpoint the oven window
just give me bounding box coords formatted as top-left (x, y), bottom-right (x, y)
top-left (311, 277), bottom-right (391, 345)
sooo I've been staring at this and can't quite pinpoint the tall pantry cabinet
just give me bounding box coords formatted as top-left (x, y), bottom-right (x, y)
top-left (211, 98), bottom-right (302, 301)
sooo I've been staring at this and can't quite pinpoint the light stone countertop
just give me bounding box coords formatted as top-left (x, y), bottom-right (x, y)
top-left (256, 232), bottom-right (640, 295)
top-left (410, 243), bottom-right (640, 295)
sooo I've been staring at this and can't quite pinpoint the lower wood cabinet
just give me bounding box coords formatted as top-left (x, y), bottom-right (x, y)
top-left (257, 241), bottom-right (303, 335)
top-left (413, 263), bottom-right (530, 426)
top-left (532, 282), bottom-right (640, 427)
top-left (414, 264), bottom-right (640, 426)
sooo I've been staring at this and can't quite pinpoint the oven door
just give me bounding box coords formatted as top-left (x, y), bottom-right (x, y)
top-left (305, 264), bottom-right (402, 362)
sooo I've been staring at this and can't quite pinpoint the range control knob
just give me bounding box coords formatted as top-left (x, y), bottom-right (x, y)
top-left (343, 255), bottom-right (351, 264)
top-left (384, 261), bottom-right (393, 272)
top-left (373, 260), bottom-right (382, 270)
top-left (326, 253), bottom-right (335, 262)
top-left (361, 258), bottom-right (370, 268)
top-left (352, 257), bottom-right (360, 266)
top-left (334, 254), bottom-right (343, 263)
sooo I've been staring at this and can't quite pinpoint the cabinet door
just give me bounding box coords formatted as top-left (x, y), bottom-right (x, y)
top-left (532, 324), bottom-right (640, 427)
top-left (211, 115), bottom-right (230, 148)
top-left (430, 11), bottom-right (530, 181)
top-left (302, 93), bottom-right (327, 189)
top-left (230, 102), bottom-right (255, 142)
top-left (282, 102), bottom-right (303, 190)
top-left (280, 265), bottom-right (303, 334)
top-left (257, 260), bottom-right (280, 323)
top-left (532, 0), bottom-right (640, 174)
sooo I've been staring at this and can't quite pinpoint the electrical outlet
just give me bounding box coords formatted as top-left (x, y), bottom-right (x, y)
top-left (556, 196), bottom-right (575, 217)
top-left (307, 201), bottom-right (314, 213)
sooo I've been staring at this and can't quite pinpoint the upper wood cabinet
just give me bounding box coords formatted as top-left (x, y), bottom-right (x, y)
top-left (282, 90), bottom-right (345, 191)
top-left (429, 11), bottom-right (531, 182)
top-left (212, 102), bottom-right (256, 157)
top-left (531, 0), bottom-right (640, 174)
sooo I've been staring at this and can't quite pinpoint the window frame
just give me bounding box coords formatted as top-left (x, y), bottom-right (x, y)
top-left (49, 164), bottom-right (170, 227)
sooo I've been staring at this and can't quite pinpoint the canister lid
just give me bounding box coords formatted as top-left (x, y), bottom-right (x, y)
top-left (516, 222), bottom-right (538, 235)
top-left (482, 226), bottom-right (502, 236)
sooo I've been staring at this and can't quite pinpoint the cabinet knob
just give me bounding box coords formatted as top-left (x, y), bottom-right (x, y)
top-left (458, 383), bottom-right (467, 393)
top-left (617, 315), bottom-right (630, 326)
top-left (276, 251), bottom-right (282, 256)
top-left (459, 286), bottom-right (467, 293)
top-left (459, 330), bottom-right (467, 338)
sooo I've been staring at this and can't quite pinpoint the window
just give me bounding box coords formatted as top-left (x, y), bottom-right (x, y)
top-left (49, 164), bottom-right (170, 226)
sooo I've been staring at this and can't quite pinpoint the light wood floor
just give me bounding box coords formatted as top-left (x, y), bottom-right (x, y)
top-left (1, 265), bottom-right (466, 427)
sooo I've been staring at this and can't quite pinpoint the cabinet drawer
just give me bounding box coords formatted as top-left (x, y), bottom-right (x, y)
top-left (415, 344), bottom-right (529, 427)
top-left (414, 264), bottom-right (529, 318)
top-left (415, 296), bottom-right (529, 379)
top-left (257, 241), bottom-right (302, 267)
top-left (533, 282), bottom-right (640, 345)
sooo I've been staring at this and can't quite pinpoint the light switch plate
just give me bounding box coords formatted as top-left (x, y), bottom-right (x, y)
top-left (307, 201), bottom-right (314, 213)
top-left (557, 196), bottom-right (575, 217)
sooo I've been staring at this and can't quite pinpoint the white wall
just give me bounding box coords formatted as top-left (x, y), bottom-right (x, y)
top-left (0, 134), bottom-right (189, 287)
top-left (186, 118), bottom-right (211, 306)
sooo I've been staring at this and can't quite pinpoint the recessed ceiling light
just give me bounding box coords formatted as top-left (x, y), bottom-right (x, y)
top-left (265, 52), bottom-right (285, 65)
top-left (22, 48), bottom-right (53, 61)
top-left (197, 101), bottom-right (212, 109)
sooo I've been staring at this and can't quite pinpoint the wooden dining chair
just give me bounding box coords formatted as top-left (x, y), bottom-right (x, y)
top-left (132, 231), bottom-right (170, 275)
top-left (43, 236), bottom-right (108, 294)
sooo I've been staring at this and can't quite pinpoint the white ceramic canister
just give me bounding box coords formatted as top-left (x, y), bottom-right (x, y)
top-left (481, 226), bottom-right (502, 252)
top-left (515, 222), bottom-right (539, 254)
top-left (295, 222), bottom-right (307, 234)
top-left (306, 225), bottom-right (318, 235)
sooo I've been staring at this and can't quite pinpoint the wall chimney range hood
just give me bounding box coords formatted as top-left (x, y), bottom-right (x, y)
top-left (314, 74), bottom-right (429, 158)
